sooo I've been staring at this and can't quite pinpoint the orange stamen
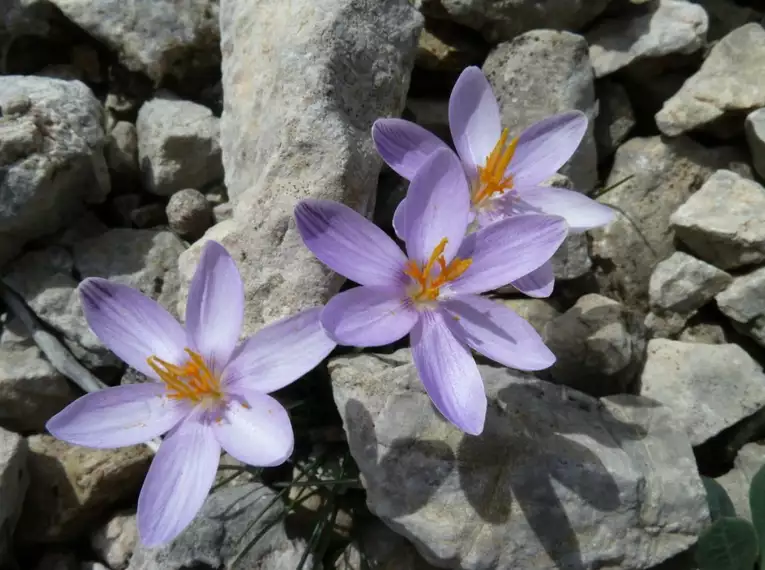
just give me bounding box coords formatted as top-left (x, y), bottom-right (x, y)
top-left (404, 238), bottom-right (472, 302)
top-left (147, 348), bottom-right (223, 402)
top-left (472, 128), bottom-right (519, 206)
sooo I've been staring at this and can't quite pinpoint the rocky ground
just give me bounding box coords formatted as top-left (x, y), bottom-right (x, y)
top-left (2, 0), bottom-right (765, 568)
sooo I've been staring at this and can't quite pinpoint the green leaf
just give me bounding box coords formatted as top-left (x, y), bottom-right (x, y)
top-left (695, 517), bottom-right (758, 570)
top-left (749, 461), bottom-right (765, 568)
top-left (703, 477), bottom-right (736, 521)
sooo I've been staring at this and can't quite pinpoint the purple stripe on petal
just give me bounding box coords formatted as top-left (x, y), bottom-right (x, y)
top-left (79, 278), bottom-right (187, 380)
top-left (185, 241), bottom-right (244, 374)
top-left (516, 186), bottom-right (615, 233)
top-left (510, 111), bottom-right (588, 188)
top-left (46, 383), bottom-right (188, 448)
top-left (411, 310), bottom-right (486, 435)
top-left (223, 307), bottom-right (336, 394)
top-left (449, 66), bottom-right (502, 180)
top-left (510, 262), bottom-right (555, 298)
top-left (443, 295), bottom-right (556, 371)
top-left (137, 416), bottom-right (220, 546)
top-left (294, 199), bottom-right (407, 288)
top-left (404, 148), bottom-right (470, 265)
top-left (213, 390), bottom-right (293, 467)
top-left (450, 215), bottom-right (568, 295)
top-left (372, 118), bottom-right (450, 180)
top-left (321, 286), bottom-right (418, 347)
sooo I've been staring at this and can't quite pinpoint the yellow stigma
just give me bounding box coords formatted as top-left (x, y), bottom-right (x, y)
top-left (471, 128), bottom-right (519, 206)
top-left (147, 349), bottom-right (223, 402)
top-left (404, 238), bottom-right (472, 303)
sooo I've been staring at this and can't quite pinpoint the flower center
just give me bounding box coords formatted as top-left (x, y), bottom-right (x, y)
top-left (471, 128), bottom-right (519, 207)
top-left (147, 349), bottom-right (224, 403)
top-left (404, 238), bottom-right (472, 303)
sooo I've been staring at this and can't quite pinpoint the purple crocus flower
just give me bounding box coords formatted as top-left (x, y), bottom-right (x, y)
top-left (46, 241), bottom-right (336, 546)
top-left (295, 149), bottom-right (567, 435)
top-left (372, 66), bottom-right (614, 298)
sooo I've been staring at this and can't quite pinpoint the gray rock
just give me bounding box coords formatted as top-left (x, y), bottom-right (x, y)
top-left (656, 23), bottom-right (765, 137)
top-left (678, 321), bottom-right (727, 344)
top-left (595, 79), bottom-right (636, 159)
top-left (646, 252), bottom-right (732, 336)
top-left (48, 0), bottom-right (219, 83)
top-left (671, 170), bottom-right (765, 270)
top-left (550, 233), bottom-right (592, 281)
top-left (0, 0), bottom-right (58, 36)
top-left (716, 266), bottom-right (765, 347)
top-left (418, 0), bottom-right (611, 43)
top-left (329, 349), bottom-right (709, 570)
top-left (91, 511), bottom-right (137, 570)
top-left (106, 121), bottom-right (139, 179)
top-left (166, 188), bottom-right (212, 241)
top-left (543, 294), bottom-right (646, 396)
top-left (495, 298), bottom-right (561, 338)
top-left (745, 107), bottom-right (765, 179)
top-left (640, 339), bottom-right (765, 446)
top-left (715, 442), bottom-right (765, 521)
top-left (415, 20), bottom-right (487, 73)
top-left (587, 0), bottom-right (708, 78)
top-left (0, 76), bottom-right (109, 266)
top-left (483, 30), bottom-right (597, 192)
top-left (177, 0), bottom-right (422, 334)
top-left (127, 483), bottom-right (311, 570)
top-left (591, 136), bottom-right (737, 311)
top-left (0, 427), bottom-right (28, 567)
top-left (136, 97), bottom-right (223, 197)
top-left (693, 0), bottom-right (764, 43)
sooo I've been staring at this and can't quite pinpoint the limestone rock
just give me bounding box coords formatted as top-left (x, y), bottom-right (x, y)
top-left (716, 266), bottom-right (765, 348)
top-left (745, 107), bottom-right (765, 179)
top-left (166, 188), bottom-right (212, 241)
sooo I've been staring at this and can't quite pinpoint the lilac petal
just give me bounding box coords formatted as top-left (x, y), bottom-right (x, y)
top-left (79, 278), bottom-right (187, 379)
top-left (517, 186), bottom-right (615, 233)
top-left (295, 199), bottom-right (407, 288)
top-left (321, 286), bottom-right (418, 347)
top-left (222, 308), bottom-right (336, 394)
top-left (510, 262), bottom-right (555, 298)
top-left (46, 383), bottom-right (188, 448)
top-left (450, 214), bottom-right (568, 295)
top-left (185, 241), bottom-right (244, 374)
top-left (392, 198), bottom-right (407, 241)
top-left (372, 118), bottom-right (450, 180)
top-left (443, 295), bottom-right (555, 371)
top-left (213, 390), bottom-right (293, 467)
top-left (449, 66), bottom-right (502, 179)
top-left (510, 111), bottom-right (588, 188)
top-left (137, 416), bottom-right (220, 546)
top-left (411, 310), bottom-right (486, 435)
top-left (404, 148), bottom-right (470, 265)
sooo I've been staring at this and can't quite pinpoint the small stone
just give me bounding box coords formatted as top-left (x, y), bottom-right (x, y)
top-left (106, 121), bottom-right (139, 179)
top-left (129, 204), bottom-right (166, 228)
top-left (715, 443), bottom-right (765, 521)
top-left (91, 511), bottom-right (137, 570)
top-left (415, 19), bottom-right (487, 72)
top-left (656, 23), bottom-right (765, 137)
top-left (543, 294), bottom-right (646, 396)
top-left (551, 233), bottom-right (592, 281)
top-left (587, 0), bottom-right (708, 78)
top-left (17, 435), bottom-right (151, 543)
top-left (678, 321), bottom-right (727, 344)
top-left (136, 97), bottom-right (223, 197)
top-left (745, 107), bottom-right (765, 179)
top-left (0, 427), bottom-right (28, 567)
top-left (595, 79), bottom-right (636, 159)
top-left (671, 170), bottom-right (765, 270)
top-left (640, 340), bottom-right (765, 446)
top-left (483, 30), bottom-right (597, 192)
top-left (166, 189), bottom-right (212, 241)
top-left (716, 266), bottom-right (765, 348)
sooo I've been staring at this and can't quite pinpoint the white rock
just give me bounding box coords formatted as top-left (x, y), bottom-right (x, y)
top-left (745, 107), bottom-right (765, 179)
top-left (716, 266), bottom-right (765, 347)
top-left (0, 427), bottom-right (28, 567)
top-left (90, 511), bottom-right (137, 570)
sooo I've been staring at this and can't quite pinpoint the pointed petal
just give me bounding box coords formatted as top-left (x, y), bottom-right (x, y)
top-left (137, 417), bottom-right (220, 546)
top-left (443, 295), bottom-right (556, 371)
top-left (213, 390), bottom-right (293, 467)
top-left (392, 198), bottom-right (407, 241)
top-left (449, 66), bottom-right (501, 179)
top-left (295, 199), bottom-right (407, 288)
top-left (510, 262), bottom-right (555, 298)
top-left (450, 215), bottom-right (568, 295)
top-left (510, 112), bottom-right (588, 187)
top-left (46, 383), bottom-right (187, 448)
top-left (222, 308), bottom-right (336, 394)
top-left (321, 286), bottom-right (418, 347)
top-left (411, 310), bottom-right (486, 435)
top-left (372, 118), bottom-right (450, 180)
top-left (404, 148), bottom-right (470, 265)
top-left (79, 278), bottom-right (187, 379)
top-left (185, 241), bottom-right (244, 373)
top-left (517, 186), bottom-right (615, 233)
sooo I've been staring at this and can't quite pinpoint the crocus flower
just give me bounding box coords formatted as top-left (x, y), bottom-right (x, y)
top-left (295, 149), bottom-right (567, 435)
top-left (372, 65), bottom-right (614, 297)
top-left (46, 241), bottom-right (336, 546)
